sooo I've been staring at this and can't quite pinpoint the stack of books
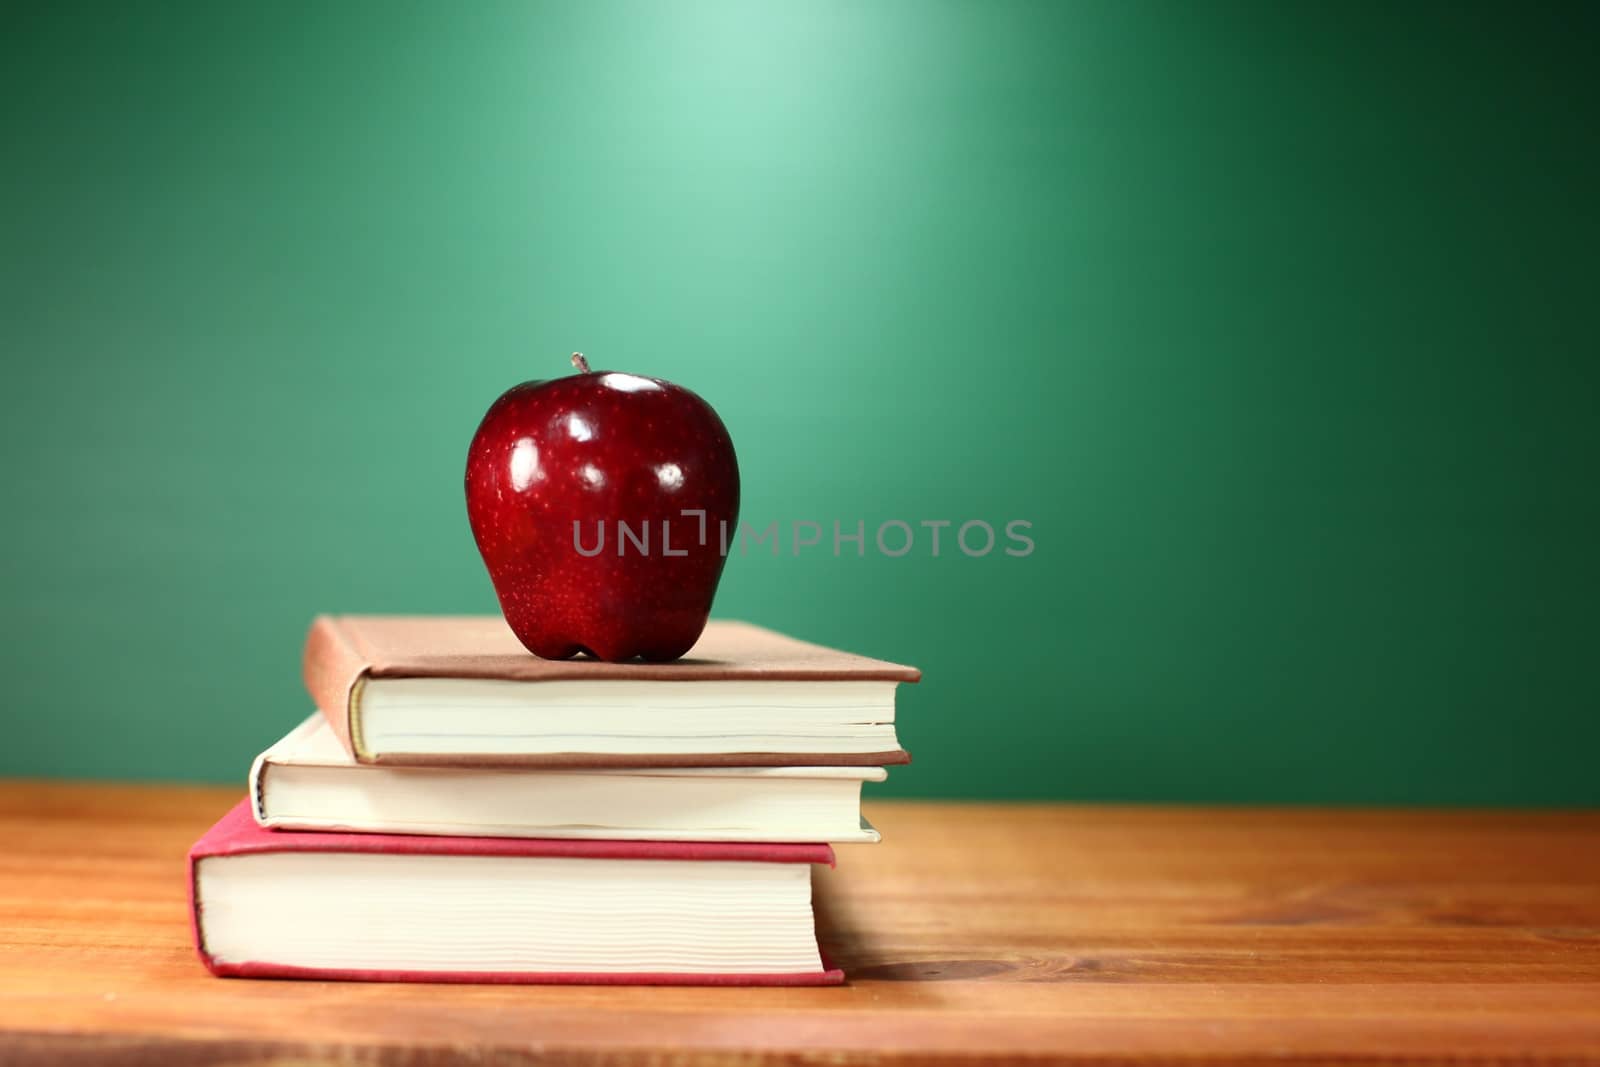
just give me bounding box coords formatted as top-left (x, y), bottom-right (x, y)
top-left (187, 615), bottom-right (918, 985)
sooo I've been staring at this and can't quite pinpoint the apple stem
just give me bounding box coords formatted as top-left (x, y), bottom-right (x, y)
top-left (570, 352), bottom-right (591, 374)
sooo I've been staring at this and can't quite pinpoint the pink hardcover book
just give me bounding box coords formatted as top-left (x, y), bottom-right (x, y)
top-left (189, 800), bottom-right (842, 985)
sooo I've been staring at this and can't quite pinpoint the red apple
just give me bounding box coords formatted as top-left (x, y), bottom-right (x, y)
top-left (465, 354), bottom-right (740, 661)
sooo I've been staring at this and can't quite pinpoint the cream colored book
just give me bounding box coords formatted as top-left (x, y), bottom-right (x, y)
top-left (250, 716), bottom-right (884, 844)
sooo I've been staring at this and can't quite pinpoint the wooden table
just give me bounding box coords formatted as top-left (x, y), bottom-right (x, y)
top-left (2, 781), bottom-right (1598, 1065)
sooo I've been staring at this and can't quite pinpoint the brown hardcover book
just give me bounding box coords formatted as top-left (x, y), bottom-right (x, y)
top-left (304, 615), bottom-right (918, 768)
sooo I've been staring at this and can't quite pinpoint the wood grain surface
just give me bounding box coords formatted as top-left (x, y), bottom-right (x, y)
top-left (1, 780), bottom-right (1598, 1065)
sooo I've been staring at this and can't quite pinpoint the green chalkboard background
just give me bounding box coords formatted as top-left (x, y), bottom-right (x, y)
top-left (4, 1), bottom-right (1597, 803)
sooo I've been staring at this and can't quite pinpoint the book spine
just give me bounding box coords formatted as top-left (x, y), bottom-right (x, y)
top-left (302, 615), bottom-right (371, 761)
top-left (247, 748), bottom-right (270, 824)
